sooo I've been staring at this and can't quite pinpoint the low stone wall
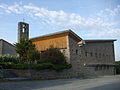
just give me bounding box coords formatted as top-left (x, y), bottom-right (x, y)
top-left (5, 69), bottom-right (75, 79)
top-left (83, 66), bottom-right (115, 78)
top-left (3, 67), bottom-right (115, 79)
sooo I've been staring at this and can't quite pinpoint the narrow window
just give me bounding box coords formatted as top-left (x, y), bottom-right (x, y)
top-left (95, 66), bottom-right (98, 71)
top-left (103, 54), bottom-right (104, 57)
top-left (99, 53), bottom-right (101, 58)
top-left (76, 49), bottom-right (78, 55)
top-left (104, 66), bottom-right (106, 70)
top-left (22, 24), bottom-right (25, 33)
top-left (90, 52), bottom-right (93, 57)
top-left (85, 52), bottom-right (87, 57)
top-left (107, 66), bottom-right (109, 69)
top-left (95, 53), bottom-right (97, 58)
top-left (22, 28), bottom-right (25, 33)
top-left (99, 66), bottom-right (102, 70)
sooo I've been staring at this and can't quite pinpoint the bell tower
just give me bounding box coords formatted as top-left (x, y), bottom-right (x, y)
top-left (18, 22), bottom-right (29, 42)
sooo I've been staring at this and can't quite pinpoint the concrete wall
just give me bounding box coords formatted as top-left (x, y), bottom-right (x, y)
top-left (84, 41), bottom-right (115, 64)
top-left (0, 40), bottom-right (17, 56)
top-left (83, 41), bottom-right (115, 77)
top-left (0, 40), bottom-right (2, 54)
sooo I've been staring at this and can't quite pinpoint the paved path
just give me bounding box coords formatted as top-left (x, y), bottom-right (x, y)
top-left (0, 75), bottom-right (120, 90)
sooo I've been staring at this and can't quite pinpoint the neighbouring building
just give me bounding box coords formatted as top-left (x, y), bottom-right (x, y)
top-left (0, 39), bottom-right (17, 56)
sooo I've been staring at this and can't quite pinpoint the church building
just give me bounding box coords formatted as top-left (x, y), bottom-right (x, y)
top-left (18, 22), bottom-right (117, 77)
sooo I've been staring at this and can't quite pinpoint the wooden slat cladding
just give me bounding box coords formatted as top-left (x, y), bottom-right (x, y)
top-left (31, 32), bottom-right (69, 42)
top-left (32, 36), bottom-right (67, 51)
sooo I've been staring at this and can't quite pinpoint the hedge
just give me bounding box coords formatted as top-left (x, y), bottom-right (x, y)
top-left (0, 55), bottom-right (19, 64)
top-left (0, 62), bottom-right (72, 71)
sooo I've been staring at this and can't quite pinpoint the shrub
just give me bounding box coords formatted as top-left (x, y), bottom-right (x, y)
top-left (115, 61), bottom-right (120, 74)
top-left (0, 62), bottom-right (71, 71)
top-left (0, 55), bottom-right (19, 64)
top-left (116, 65), bottom-right (120, 74)
top-left (40, 47), bottom-right (66, 64)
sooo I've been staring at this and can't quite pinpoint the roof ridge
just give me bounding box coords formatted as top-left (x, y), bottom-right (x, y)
top-left (30, 30), bottom-right (82, 41)
top-left (0, 39), bottom-right (15, 47)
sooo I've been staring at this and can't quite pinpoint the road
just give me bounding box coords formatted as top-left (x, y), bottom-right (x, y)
top-left (0, 75), bottom-right (120, 90)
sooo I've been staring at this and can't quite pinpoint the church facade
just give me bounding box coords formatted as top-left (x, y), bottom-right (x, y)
top-left (18, 22), bottom-right (116, 77)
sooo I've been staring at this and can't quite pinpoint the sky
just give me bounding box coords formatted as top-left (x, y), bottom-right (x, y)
top-left (0, 0), bottom-right (120, 61)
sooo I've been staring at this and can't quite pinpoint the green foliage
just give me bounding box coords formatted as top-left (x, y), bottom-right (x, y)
top-left (14, 37), bottom-right (40, 63)
top-left (40, 47), bottom-right (66, 64)
top-left (116, 61), bottom-right (120, 64)
top-left (0, 55), bottom-right (19, 64)
top-left (115, 61), bottom-right (120, 74)
top-left (1, 40), bottom-right (72, 71)
top-left (51, 63), bottom-right (72, 71)
top-left (0, 62), bottom-right (71, 71)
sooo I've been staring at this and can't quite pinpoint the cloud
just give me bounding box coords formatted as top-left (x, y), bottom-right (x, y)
top-left (96, 5), bottom-right (120, 20)
top-left (0, 3), bottom-right (120, 38)
top-left (85, 28), bottom-right (120, 37)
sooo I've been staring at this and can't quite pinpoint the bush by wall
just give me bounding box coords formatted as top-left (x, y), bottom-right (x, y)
top-left (115, 61), bottom-right (120, 74)
top-left (0, 62), bottom-right (72, 71)
top-left (40, 47), bottom-right (66, 64)
top-left (116, 65), bottom-right (120, 74)
top-left (0, 46), bottom-right (72, 71)
top-left (0, 55), bottom-right (19, 64)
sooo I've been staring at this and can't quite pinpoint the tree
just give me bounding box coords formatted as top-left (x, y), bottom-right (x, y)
top-left (14, 37), bottom-right (40, 63)
top-left (40, 46), bottom-right (66, 64)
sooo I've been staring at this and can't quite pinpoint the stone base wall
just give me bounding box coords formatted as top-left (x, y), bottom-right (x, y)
top-left (3, 67), bottom-right (115, 79)
top-left (6, 69), bottom-right (75, 79)
top-left (83, 66), bottom-right (115, 78)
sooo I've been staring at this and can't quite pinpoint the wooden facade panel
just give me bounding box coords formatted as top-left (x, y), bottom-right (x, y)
top-left (32, 36), bottom-right (67, 51)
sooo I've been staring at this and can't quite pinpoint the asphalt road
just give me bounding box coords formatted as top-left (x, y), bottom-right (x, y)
top-left (0, 75), bottom-right (120, 90)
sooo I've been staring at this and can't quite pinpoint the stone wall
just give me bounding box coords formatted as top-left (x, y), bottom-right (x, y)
top-left (83, 66), bottom-right (115, 78)
top-left (5, 69), bottom-right (75, 79)
top-left (65, 36), bottom-right (116, 77)
top-left (67, 36), bottom-right (85, 77)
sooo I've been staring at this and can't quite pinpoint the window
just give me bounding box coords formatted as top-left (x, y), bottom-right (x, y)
top-left (95, 66), bottom-right (98, 71)
top-left (99, 66), bottom-right (102, 70)
top-left (85, 52), bottom-right (87, 57)
top-left (76, 49), bottom-right (78, 55)
top-left (22, 28), bottom-right (25, 33)
top-left (103, 54), bottom-right (105, 57)
top-left (99, 53), bottom-right (101, 58)
top-left (40, 51), bottom-right (44, 53)
top-left (103, 66), bottom-right (106, 70)
top-left (95, 53), bottom-right (97, 58)
top-left (22, 24), bottom-right (25, 33)
top-left (107, 66), bottom-right (109, 69)
top-left (90, 52), bottom-right (93, 57)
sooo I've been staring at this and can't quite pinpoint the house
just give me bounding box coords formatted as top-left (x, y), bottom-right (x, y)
top-left (0, 39), bottom-right (16, 56)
